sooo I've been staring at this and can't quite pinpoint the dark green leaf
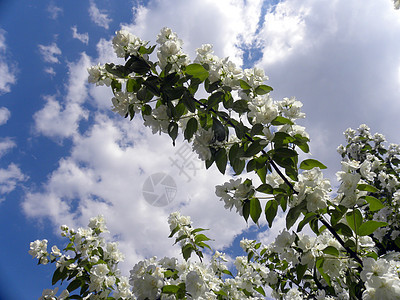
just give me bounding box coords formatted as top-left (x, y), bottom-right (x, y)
top-left (296, 264), bottom-right (308, 282)
top-left (182, 244), bottom-right (195, 261)
top-left (286, 203), bottom-right (304, 230)
top-left (239, 79), bottom-right (252, 90)
top-left (250, 198), bottom-right (262, 224)
top-left (184, 117), bottom-right (198, 141)
top-left (162, 285), bottom-right (180, 294)
top-left (254, 85), bottom-right (273, 95)
top-left (322, 246), bottom-right (339, 257)
top-left (185, 64), bottom-right (209, 82)
top-left (316, 257), bottom-right (331, 286)
top-left (256, 183), bottom-right (273, 194)
top-left (243, 200), bottom-right (250, 222)
top-left (254, 286), bottom-right (266, 296)
top-left (212, 117), bottom-right (227, 142)
top-left (265, 200), bottom-right (278, 228)
top-left (297, 212), bottom-right (317, 232)
top-left (250, 123), bottom-right (264, 137)
top-left (299, 159), bottom-right (327, 170)
top-left (67, 279), bottom-right (81, 293)
top-left (271, 116), bottom-right (294, 126)
top-left (215, 148), bottom-right (228, 174)
top-left (232, 100), bottom-right (250, 114)
top-left (346, 209), bottom-right (363, 235)
top-left (333, 223), bottom-right (353, 237)
top-left (207, 91), bottom-right (224, 109)
top-left (194, 233), bottom-right (211, 244)
top-left (357, 184), bottom-right (379, 193)
top-left (358, 221), bottom-right (387, 236)
top-left (244, 140), bottom-right (264, 157)
top-left (168, 122), bottom-right (178, 146)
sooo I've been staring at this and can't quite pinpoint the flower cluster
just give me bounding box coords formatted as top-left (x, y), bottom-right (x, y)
top-left (215, 178), bottom-right (254, 216)
top-left (30, 216), bottom-right (132, 300)
top-left (292, 167), bottom-right (331, 212)
top-left (112, 29), bottom-right (148, 58)
top-left (156, 27), bottom-right (190, 71)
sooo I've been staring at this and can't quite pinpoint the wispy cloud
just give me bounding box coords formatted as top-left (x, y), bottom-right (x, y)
top-left (34, 53), bottom-right (91, 139)
top-left (0, 29), bottom-right (17, 94)
top-left (47, 2), bottom-right (63, 20)
top-left (0, 163), bottom-right (27, 202)
top-left (38, 42), bottom-right (62, 64)
top-left (0, 107), bottom-right (10, 125)
top-left (72, 26), bottom-right (89, 45)
top-left (88, 0), bottom-right (112, 29)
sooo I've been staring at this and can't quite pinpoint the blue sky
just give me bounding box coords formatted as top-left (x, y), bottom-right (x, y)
top-left (0, 0), bottom-right (399, 299)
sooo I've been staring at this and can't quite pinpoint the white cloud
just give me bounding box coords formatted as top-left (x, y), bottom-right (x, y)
top-left (72, 26), bottom-right (89, 45)
top-left (256, 0), bottom-right (400, 180)
top-left (0, 138), bottom-right (16, 158)
top-left (89, 0), bottom-right (112, 29)
top-left (0, 163), bottom-right (27, 201)
top-left (38, 42), bottom-right (62, 64)
top-left (34, 53), bottom-right (91, 139)
top-left (25, 0), bottom-right (400, 278)
top-left (24, 113), bottom-right (248, 272)
top-left (0, 107), bottom-right (10, 125)
top-left (122, 0), bottom-right (265, 66)
top-left (47, 2), bottom-right (63, 20)
top-left (44, 67), bottom-right (56, 76)
top-left (0, 29), bottom-right (17, 94)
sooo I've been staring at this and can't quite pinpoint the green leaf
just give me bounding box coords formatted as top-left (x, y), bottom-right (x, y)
top-left (357, 184), bottom-right (379, 193)
top-left (243, 200), bottom-right (250, 222)
top-left (126, 56), bottom-right (151, 75)
top-left (162, 285), bottom-right (180, 294)
top-left (244, 140), bottom-right (264, 157)
top-left (265, 200), bottom-right (278, 228)
top-left (250, 123), bottom-right (264, 137)
top-left (169, 225), bottom-right (180, 238)
top-left (256, 183), bottom-right (273, 194)
top-left (168, 122), bottom-right (178, 146)
top-left (346, 209), bottom-right (363, 235)
top-left (232, 158), bottom-right (246, 175)
top-left (194, 233), bottom-right (211, 244)
top-left (212, 117), bottom-right (227, 142)
top-left (52, 267), bottom-right (66, 285)
top-left (141, 104), bottom-right (152, 116)
top-left (297, 212), bottom-right (317, 232)
top-left (364, 196), bottom-right (384, 211)
top-left (111, 79), bottom-right (122, 93)
top-left (184, 117), bottom-right (198, 141)
top-left (67, 278), bottom-right (81, 293)
top-left (299, 159), bottom-right (327, 170)
top-left (239, 79), bottom-right (252, 90)
top-left (254, 84), bottom-right (273, 95)
top-left (207, 91), bottom-right (224, 109)
top-left (182, 244), bottom-right (195, 261)
top-left (322, 246), bottom-right (339, 257)
top-left (358, 221), bottom-right (387, 236)
top-left (232, 99), bottom-right (250, 114)
top-left (286, 202), bottom-right (304, 229)
top-left (296, 264), bottom-right (308, 282)
top-left (250, 198), bottom-right (262, 224)
top-left (271, 116), bottom-right (294, 126)
top-left (215, 148), bottom-right (228, 174)
top-left (333, 223), bottom-right (353, 237)
top-left (126, 78), bottom-right (140, 93)
top-left (316, 257), bottom-right (331, 286)
top-left (254, 286), bottom-right (266, 296)
top-left (185, 64), bottom-right (209, 82)
top-left (273, 147), bottom-right (298, 158)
